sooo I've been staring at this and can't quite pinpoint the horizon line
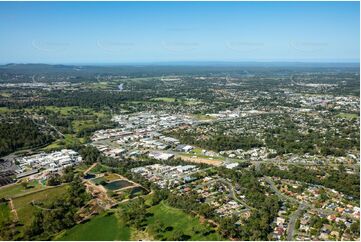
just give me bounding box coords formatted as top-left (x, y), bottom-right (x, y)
top-left (1, 60), bottom-right (360, 66)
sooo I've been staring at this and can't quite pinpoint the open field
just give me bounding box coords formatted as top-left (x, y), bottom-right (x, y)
top-left (90, 164), bottom-right (109, 174)
top-left (75, 163), bottom-right (91, 173)
top-left (150, 97), bottom-right (176, 102)
top-left (336, 113), bottom-right (358, 119)
top-left (72, 120), bottom-right (97, 132)
top-left (0, 180), bottom-right (43, 199)
top-left (177, 154), bottom-right (223, 166)
top-left (12, 185), bottom-right (68, 226)
top-left (24, 106), bottom-right (80, 115)
top-left (56, 212), bottom-right (131, 241)
top-left (0, 107), bottom-right (13, 113)
top-left (146, 202), bottom-right (223, 241)
top-left (43, 134), bottom-right (85, 151)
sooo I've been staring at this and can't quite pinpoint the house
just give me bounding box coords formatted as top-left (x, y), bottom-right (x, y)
top-left (225, 162), bottom-right (239, 169)
top-left (276, 217), bottom-right (286, 226)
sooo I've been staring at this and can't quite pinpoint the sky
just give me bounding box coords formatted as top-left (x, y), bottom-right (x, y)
top-left (0, 1), bottom-right (359, 64)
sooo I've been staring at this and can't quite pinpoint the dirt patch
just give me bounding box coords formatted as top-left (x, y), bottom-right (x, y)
top-left (131, 229), bottom-right (153, 241)
top-left (178, 155), bottom-right (222, 166)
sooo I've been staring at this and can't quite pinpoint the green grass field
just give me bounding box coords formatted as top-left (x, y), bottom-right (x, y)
top-left (72, 120), bottom-right (97, 132)
top-left (57, 213), bottom-right (131, 241)
top-left (24, 106), bottom-right (77, 115)
top-left (147, 202), bottom-right (223, 241)
top-left (90, 164), bottom-right (108, 174)
top-left (12, 185), bottom-right (68, 226)
top-left (150, 97), bottom-right (176, 102)
top-left (43, 134), bottom-right (85, 151)
top-left (336, 113), bottom-right (358, 119)
top-left (75, 163), bottom-right (91, 173)
top-left (0, 107), bottom-right (13, 113)
top-left (0, 202), bottom-right (11, 224)
top-left (0, 180), bottom-right (43, 199)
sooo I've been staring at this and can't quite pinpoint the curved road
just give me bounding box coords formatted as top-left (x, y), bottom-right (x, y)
top-left (219, 178), bottom-right (254, 211)
top-left (287, 204), bottom-right (306, 240)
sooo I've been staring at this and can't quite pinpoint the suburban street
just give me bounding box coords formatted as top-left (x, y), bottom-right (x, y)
top-left (287, 204), bottom-right (306, 240)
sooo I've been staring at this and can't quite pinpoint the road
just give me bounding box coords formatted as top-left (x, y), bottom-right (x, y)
top-left (8, 198), bottom-right (19, 222)
top-left (44, 120), bottom-right (65, 138)
top-left (264, 176), bottom-right (299, 204)
top-left (84, 163), bottom-right (97, 175)
top-left (287, 204), bottom-right (305, 240)
top-left (185, 173), bottom-right (254, 211)
top-left (264, 176), bottom-right (355, 221)
top-left (219, 178), bottom-right (254, 211)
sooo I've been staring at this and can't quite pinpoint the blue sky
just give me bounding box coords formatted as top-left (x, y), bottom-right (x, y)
top-left (0, 1), bottom-right (359, 64)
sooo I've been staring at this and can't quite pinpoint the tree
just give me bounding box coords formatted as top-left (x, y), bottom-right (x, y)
top-left (25, 172), bottom-right (89, 240)
top-left (47, 174), bottom-right (61, 186)
top-left (350, 221), bottom-right (360, 236)
top-left (61, 166), bottom-right (74, 183)
top-left (79, 146), bottom-right (101, 164)
top-left (21, 181), bottom-right (29, 189)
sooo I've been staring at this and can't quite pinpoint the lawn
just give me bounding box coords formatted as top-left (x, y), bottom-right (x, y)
top-left (146, 202), bottom-right (223, 241)
top-left (12, 185), bottom-right (68, 226)
top-left (90, 164), bottom-right (108, 174)
top-left (75, 163), bottom-right (91, 173)
top-left (150, 97), bottom-right (176, 102)
top-left (0, 180), bottom-right (42, 199)
top-left (0, 202), bottom-right (11, 224)
top-left (336, 113), bottom-right (358, 120)
top-left (57, 212), bottom-right (131, 241)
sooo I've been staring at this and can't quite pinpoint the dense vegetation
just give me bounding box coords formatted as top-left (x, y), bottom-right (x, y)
top-left (0, 117), bottom-right (53, 156)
